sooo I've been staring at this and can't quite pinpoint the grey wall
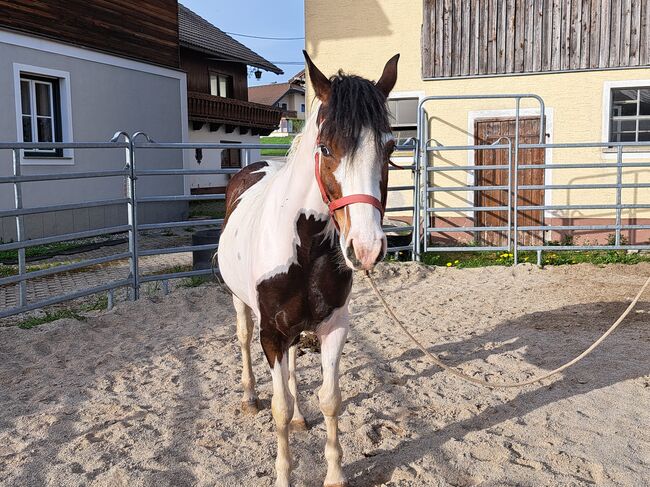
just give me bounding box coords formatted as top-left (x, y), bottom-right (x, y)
top-left (0, 39), bottom-right (187, 242)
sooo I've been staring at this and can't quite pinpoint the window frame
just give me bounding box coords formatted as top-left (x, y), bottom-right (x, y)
top-left (209, 71), bottom-right (233, 98)
top-left (20, 74), bottom-right (63, 157)
top-left (608, 87), bottom-right (650, 143)
top-left (602, 79), bottom-right (650, 157)
top-left (13, 64), bottom-right (74, 165)
top-left (220, 140), bottom-right (241, 169)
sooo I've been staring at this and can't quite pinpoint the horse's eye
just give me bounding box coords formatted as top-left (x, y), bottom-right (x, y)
top-left (319, 145), bottom-right (331, 157)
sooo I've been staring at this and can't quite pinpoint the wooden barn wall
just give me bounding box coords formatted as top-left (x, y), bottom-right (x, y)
top-left (422, 0), bottom-right (650, 78)
top-left (0, 0), bottom-right (179, 68)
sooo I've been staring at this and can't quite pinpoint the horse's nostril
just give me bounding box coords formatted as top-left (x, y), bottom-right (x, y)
top-left (374, 249), bottom-right (385, 264)
top-left (346, 241), bottom-right (361, 267)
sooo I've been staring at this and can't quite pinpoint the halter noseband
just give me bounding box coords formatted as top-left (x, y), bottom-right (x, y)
top-left (314, 147), bottom-right (384, 231)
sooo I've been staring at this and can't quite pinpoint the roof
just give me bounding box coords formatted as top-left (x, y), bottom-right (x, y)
top-left (178, 4), bottom-right (283, 75)
top-left (248, 81), bottom-right (305, 107)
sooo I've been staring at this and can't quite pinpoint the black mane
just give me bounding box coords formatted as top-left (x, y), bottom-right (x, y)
top-left (318, 71), bottom-right (391, 157)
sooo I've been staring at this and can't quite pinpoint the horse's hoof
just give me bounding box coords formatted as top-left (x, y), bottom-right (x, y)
top-left (290, 418), bottom-right (309, 431)
top-left (241, 399), bottom-right (261, 415)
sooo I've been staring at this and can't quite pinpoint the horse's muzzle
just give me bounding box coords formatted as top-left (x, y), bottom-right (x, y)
top-left (346, 237), bottom-right (386, 270)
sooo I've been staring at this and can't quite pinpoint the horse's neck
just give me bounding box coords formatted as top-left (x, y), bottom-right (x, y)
top-left (274, 119), bottom-right (329, 221)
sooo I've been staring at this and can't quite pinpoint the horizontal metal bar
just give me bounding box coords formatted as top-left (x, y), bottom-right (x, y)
top-left (519, 183), bottom-right (650, 190)
top-left (428, 206), bottom-right (509, 212)
top-left (138, 243), bottom-right (217, 257)
top-left (516, 162), bottom-right (650, 170)
top-left (428, 164), bottom-right (510, 171)
top-left (520, 203), bottom-right (650, 211)
top-left (0, 198), bottom-right (129, 218)
top-left (139, 268), bottom-right (214, 283)
top-left (386, 245), bottom-right (414, 252)
top-left (0, 252), bottom-right (131, 286)
top-left (519, 244), bottom-right (650, 251)
top-left (428, 185), bottom-right (508, 192)
top-left (520, 141), bottom-right (650, 149)
top-left (0, 142), bottom-right (128, 149)
top-left (0, 278), bottom-right (133, 320)
top-left (0, 225), bottom-right (131, 252)
top-left (137, 194), bottom-right (225, 203)
top-left (136, 168), bottom-right (240, 176)
top-left (0, 169), bottom-right (128, 184)
top-left (135, 142), bottom-right (291, 150)
top-left (519, 224), bottom-right (650, 232)
top-left (518, 224), bottom-right (618, 231)
top-left (384, 225), bottom-right (414, 233)
top-left (384, 206), bottom-right (413, 212)
top-left (138, 219), bottom-right (223, 231)
top-left (427, 144), bottom-right (510, 151)
top-left (387, 185), bottom-right (414, 191)
top-left (427, 226), bottom-right (508, 232)
top-left (424, 246), bottom-right (510, 252)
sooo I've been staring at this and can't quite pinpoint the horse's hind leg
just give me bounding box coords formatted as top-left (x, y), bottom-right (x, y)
top-left (233, 295), bottom-right (259, 414)
top-left (317, 306), bottom-right (349, 487)
top-left (288, 343), bottom-right (307, 431)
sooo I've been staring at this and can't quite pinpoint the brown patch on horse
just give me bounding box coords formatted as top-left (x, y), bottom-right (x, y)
top-left (222, 161), bottom-right (269, 227)
top-left (257, 213), bottom-right (352, 366)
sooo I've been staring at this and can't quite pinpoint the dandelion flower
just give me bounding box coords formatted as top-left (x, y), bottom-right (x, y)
top-left (446, 262), bottom-right (452, 267)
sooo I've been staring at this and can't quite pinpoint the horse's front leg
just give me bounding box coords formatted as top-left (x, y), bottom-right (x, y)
top-left (288, 343), bottom-right (307, 430)
top-left (262, 333), bottom-right (295, 487)
top-left (317, 306), bottom-right (349, 487)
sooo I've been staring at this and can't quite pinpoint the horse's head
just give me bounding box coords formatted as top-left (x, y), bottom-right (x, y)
top-left (304, 51), bottom-right (399, 271)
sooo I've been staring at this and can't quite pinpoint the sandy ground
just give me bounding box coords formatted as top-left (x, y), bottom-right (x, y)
top-left (1, 262), bottom-right (649, 487)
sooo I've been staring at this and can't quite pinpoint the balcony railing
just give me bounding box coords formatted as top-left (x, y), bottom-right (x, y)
top-left (187, 92), bottom-right (283, 131)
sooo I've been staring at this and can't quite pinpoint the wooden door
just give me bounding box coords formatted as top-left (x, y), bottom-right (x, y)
top-left (474, 117), bottom-right (545, 247)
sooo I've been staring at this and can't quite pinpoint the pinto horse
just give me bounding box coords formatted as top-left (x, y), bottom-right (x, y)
top-left (217, 51), bottom-right (399, 487)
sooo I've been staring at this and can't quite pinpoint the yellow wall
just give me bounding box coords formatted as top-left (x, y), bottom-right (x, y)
top-left (305, 0), bottom-right (650, 225)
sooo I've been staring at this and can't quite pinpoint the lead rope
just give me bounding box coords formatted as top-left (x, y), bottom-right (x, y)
top-left (365, 270), bottom-right (650, 389)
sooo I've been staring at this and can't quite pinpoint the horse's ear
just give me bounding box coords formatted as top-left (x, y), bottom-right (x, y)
top-left (303, 50), bottom-right (331, 102)
top-left (376, 54), bottom-right (400, 98)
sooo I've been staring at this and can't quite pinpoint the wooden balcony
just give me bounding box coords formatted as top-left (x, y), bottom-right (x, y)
top-left (187, 92), bottom-right (283, 134)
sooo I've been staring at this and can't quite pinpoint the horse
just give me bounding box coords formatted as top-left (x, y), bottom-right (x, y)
top-left (217, 51), bottom-right (399, 487)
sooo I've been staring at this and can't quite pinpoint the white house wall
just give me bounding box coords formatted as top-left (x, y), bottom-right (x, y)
top-left (187, 125), bottom-right (261, 190)
top-left (0, 31), bottom-right (187, 242)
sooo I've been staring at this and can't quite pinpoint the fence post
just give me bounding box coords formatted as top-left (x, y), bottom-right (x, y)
top-left (112, 131), bottom-right (139, 301)
top-left (12, 149), bottom-right (26, 307)
top-left (127, 140), bottom-right (140, 300)
top-left (513, 98), bottom-right (521, 266)
top-left (615, 145), bottom-right (623, 247)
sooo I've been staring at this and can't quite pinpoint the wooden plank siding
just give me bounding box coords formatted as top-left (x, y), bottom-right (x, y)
top-left (0, 0), bottom-right (179, 68)
top-left (422, 0), bottom-right (650, 78)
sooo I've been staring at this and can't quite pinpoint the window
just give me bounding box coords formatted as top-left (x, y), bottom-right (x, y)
top-left (610, 87), bottom-right (650, 142)
top-left (388, 97), bottom-right (418, 147)
top-left (210, 73), bottom-right (232, 98)
top-left (300, 103), bottom-right (305, 113)
top-left (20, 74), bottom-right (63, 157)
top-left (280, 102), bottom-right (288, 110)
top-left (221, 141), bottom-right (241, 168)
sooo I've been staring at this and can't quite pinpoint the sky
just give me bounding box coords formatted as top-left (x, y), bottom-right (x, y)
top-left (180, 0), bottom-right (305, 86)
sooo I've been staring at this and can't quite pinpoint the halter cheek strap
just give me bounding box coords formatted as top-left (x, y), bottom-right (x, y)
top-left (314, 149), bottom-right (384, 231)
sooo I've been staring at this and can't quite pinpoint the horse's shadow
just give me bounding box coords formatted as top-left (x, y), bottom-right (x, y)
top-left (338, 299), bottom-right (650, 485)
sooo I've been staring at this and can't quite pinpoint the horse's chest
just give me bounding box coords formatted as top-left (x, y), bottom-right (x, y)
top-left (256, 214), bottom-right (352, 341)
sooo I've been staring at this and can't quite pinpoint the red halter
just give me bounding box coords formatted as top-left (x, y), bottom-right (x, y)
top-left (314, 149), bottom-right (384, 231)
